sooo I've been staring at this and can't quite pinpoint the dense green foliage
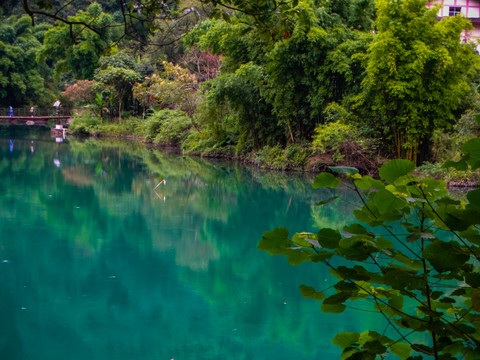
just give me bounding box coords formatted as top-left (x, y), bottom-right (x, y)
top-left (259, 138), bottom-right (480, 359)
top-left (38, 2), bottom-right (117, 80)
top-left (2, 0), bottom-right (480, 167)
top-left (0, 15), bottom-right (55, 107)
top-left (357, 0), bottom-right (480, 164)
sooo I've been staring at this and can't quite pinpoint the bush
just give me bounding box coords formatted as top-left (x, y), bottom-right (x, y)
top-left (312, 120), bottom-right (360, 154)
top-left (415, 161), bottom-right (480, 185)
top-left (286, 145), bottom-right (312, 167)
top-left (182, 130), bottom-right (217, 153)
top-left (143, 109), bottom-right (192, 145)
top-left (97, 117), bottom-right (143, 137)
top-left (69, 114), bottom-right (101, 135)
top-left (256, 145), bottom-right (288, 170)
top-left (431, 111), bottom-right (480, 163)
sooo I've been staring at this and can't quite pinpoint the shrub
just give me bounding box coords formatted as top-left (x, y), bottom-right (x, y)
top-left (182, 130), bottom-right (217, 153)
top-left (415, 161), bottom-right (480, 185)
top-left (312, 120), bottom-right (360, 154)
top-left (431, 111), bottom-right (480, 163)
top-left (286, 145), bottom-right (312, 167)
top-left (256, 145), bottom-right (288, 170)
top-left (68, 114), bottom-right (101, 135)
top-left (143, 109), bottom-right (192, 145)
top-left (97, 117), bottom-right (143, 136)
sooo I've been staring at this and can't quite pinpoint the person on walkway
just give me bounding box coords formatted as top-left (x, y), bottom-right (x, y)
top-left (30, 106), bottom-right (34, 117)
top-left (9, 106), bottom-right (13, 117)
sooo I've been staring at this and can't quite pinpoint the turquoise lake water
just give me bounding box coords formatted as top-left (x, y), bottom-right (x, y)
top-left (0, 126), bottom-right (383, 359)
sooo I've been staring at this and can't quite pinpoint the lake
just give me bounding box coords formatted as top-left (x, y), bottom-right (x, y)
top-left (0, 126), bottom-right (382, 359)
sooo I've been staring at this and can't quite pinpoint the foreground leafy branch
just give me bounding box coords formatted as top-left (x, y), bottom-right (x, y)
top-left (258, 138), bottom-right (480, 359)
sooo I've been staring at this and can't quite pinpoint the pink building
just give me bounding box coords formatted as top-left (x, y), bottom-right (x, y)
top-left (431, 0), bottom-right (480, 41)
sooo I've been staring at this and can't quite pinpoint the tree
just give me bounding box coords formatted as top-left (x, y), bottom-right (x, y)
top-left (20, 0), bottom-right (219, 46)
top-left (263, 1), bottom-right (374, 141)
top-left (93, 51), bottom-right (141, 121)
top-left (62, 80), bottom-right (95, 105)
top-left (134, 61), bottom-right (199, 118)
top-left (356, 0), bottom-right (480, 164)
top-left (38, 2), bottom-right (116, 80)
top-left (259, 139), bottom-right (480, 359)
top-left (0, 15), bottom-right (55, 107)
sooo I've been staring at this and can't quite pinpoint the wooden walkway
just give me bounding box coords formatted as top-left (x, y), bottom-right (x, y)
top-left (0, 116), bottom-right (71, 126)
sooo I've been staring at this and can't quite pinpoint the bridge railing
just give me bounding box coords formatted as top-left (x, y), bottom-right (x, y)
top-left (0, 107), bottom-right (80, 117)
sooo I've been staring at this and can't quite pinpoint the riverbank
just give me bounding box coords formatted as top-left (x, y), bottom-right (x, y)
top-left (67, 127), bottom-right (480, 189)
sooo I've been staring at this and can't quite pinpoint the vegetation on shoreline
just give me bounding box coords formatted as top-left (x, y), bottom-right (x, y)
top-left (2, 0), bottom-right (480, 179)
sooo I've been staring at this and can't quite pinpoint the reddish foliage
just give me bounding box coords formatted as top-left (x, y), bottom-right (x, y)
top-left (62, 80), bottom-right (96, 104)
top-left (182, 48), bottom-right (221, 82)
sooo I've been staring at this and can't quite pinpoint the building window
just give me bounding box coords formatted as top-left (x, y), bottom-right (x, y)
top-left (449, 6), bottom-right (462, 16)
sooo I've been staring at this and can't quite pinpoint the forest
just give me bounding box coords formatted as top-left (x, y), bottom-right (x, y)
top-left (2, 0), bottom-right (480, 175)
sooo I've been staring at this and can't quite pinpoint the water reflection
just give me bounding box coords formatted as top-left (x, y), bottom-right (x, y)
top-left (0, 126), bottom-right (376, 360)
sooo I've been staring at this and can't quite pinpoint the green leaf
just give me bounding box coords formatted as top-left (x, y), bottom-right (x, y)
top-left (439, 297), bottom-right (456, 303)
top-left (383, 268), bottom-right (424, 291)
top-left (392, 252), bottom-right (425, 271)
top-left (330, 166), bottom-right (359, 175)
top-left (299, 285), bottom-right (325, 301)
top-left (258, 228), bottom-right (311, 265)
top-left (423, 240), bottom-right (470, 273)
top-left (451, 288), bottom-right (466, 296)
top-left (412, 344), bottom-right (433, 355)
top-left (282, 248), bottom-right (312, 266)
top-left (334, 281), bottom-right (358, 292)
top-left (317, 228), bottom-right (342, 249)
top-left (390, 342), bottom-right (411, 360)
top-left (321, 302), bottom-right (347, 313)
top-left (467, 189), bottom-right (480, 210)
top-left (462, 138), bottom-right (480, 162)
top-left (312, 172), bottom-right (341, 189)
top-left (388, 294), bottom-right (404, 311)
top-left (465, 273), bottom-right (480, 287)
top-left (372, 189), bottom-right (406, 214)
top-left (379, 159), bottom-right (415, 184)
top-left (343, 224), bottom-right (368, 235)
top-left (310, 251), bottom-right (335, 262)
top-left (421, 178), bottom-right (448, 198)
top-left (376, 237), bottom-right (394, 251)
top-left (354, 176), bottom-right (385, 191)
top-left (323, 292), bottom-right (352, 305)
top-left (460, 228), bottom-right (480, 245)
top-left (292, 233), bottom-right (315, 248)
top-left (258, 227), bottom-right (290, 254)
top-left (334, 266), bottom-right (372, 281)
top-left (333, 332), bottom-right (360, 349)
top-left (363, 340), bottom-right (386, 354)
top-left (443, 159), bottom-right (468, 171)
top-left (317, 196), bottom-right (339, 206)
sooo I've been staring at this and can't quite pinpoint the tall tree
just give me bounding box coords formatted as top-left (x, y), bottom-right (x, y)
top-left (0, 15), bottom-right (55, 107)
top-left (357, 0), bottom-right (480, 164)
top-left (38, 2), bottom-right (116, 80)
top-left (93, 51), bottom-right (141, 121)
